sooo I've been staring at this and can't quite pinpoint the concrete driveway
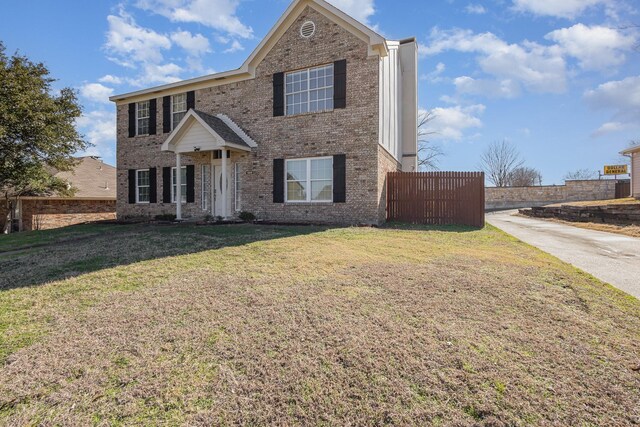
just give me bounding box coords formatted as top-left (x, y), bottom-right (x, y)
top-left (487, 210), bottom-right (640, 299)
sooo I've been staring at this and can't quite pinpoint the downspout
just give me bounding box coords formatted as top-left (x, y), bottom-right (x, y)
top-left (623, 153), bottom-right (633, 198)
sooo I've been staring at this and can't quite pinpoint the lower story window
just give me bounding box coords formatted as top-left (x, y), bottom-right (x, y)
top-left (171, 166), bottom-right (187, 204)
top-left (136, 169), bottom-right (150, 203)
top-left (286, 157), bottom-right (333, 202)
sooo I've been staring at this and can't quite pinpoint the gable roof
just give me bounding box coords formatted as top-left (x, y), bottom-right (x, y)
top-left (621, 145), bottom-right (640, 155)
top-left (110, 0), bottom-right (389, 103)
top-left (53, 157), bottom-right (116, 199)
top-left (161, 110), bottom-right (255, 153)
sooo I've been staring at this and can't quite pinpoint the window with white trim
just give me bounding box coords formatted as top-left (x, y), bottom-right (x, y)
top-left (171, 166), bottom-right (187, 204)
top-left (171, 93), bottom-right (187, 130)
top-left (136, 169), bottom-right (150, 203)
top-left (136, 101), bottom-right (150, 135)
top-left (234, 163), bottom-right (241, 211)
top-left (286, 157), bottom-right (333, 202)
top-left (285, 64), bottom-right (334, 116)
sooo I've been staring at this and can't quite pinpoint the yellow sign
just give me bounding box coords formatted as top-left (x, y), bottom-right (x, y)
top-left (604, 165), bottom-right (628, 175)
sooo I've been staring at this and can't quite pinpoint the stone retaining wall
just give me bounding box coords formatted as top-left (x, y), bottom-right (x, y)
top-left (486, 180), bottom-right (620, 210)
top-left (520, 204), bottom-right (640, 225)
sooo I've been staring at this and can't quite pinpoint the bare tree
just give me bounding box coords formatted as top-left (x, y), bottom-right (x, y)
top-left (479, 140), bottom-right (524, 187)
top-left (507, 167), bottom-right (542, 187)
top-left (564, 169), bottom-right (598, 180)
top-left (417, 110), bottom-right (443, 171)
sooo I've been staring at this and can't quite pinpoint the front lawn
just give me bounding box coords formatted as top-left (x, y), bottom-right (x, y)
top-left (1, 223), bottom-right (638, 425)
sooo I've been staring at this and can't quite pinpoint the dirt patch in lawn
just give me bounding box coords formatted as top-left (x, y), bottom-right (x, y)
top-left (1, 224), bottom-right (639, 426)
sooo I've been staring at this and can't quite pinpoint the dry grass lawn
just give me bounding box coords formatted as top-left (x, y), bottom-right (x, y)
top-left (1, 223), bottom-right (639, 426)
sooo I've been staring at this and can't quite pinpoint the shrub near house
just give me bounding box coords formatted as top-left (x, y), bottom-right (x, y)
top-left (110, 0), bottom-right (418, 225)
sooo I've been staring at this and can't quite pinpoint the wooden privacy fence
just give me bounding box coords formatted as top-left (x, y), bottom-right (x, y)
top-left (615, 181), bottom-right (631, 199)
top-left (386, 172), bottom-right (485, 227)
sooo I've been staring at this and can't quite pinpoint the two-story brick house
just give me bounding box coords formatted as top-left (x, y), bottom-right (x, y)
top-left (110, 0), bottom-right (418, 225)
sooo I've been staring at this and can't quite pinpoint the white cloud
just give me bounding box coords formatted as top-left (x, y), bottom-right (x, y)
top-left (465, 4), bottom-right (487, 14)
top-left (584, 75), bottom-right (640, 110)
top-left (76, 110), bottom-right (117, 159)
top-left (223, 39), bottom-right (244, 54)
top-left (453, 76), bottom-right (521, 98)
top-left (423, 28), bottom-right (567, 96)
top-left (421, 62), bottom-right (446, 82)
top-left (591, 121), bottom-right (631, 137)
top-left (427, 104), bottom-right (485, 140)
top-left (512, 0), bottom-right (609, 19)
top-left (170, 30), bottom-right (211, 56)
top-left (546, 24), bottom-right (635, 71)
top-left (80, 83), bottom-right (114, 104)
top-left (98, 75), bottom-right (123, 85)
top-left (584, 75), bottom-right (640, 136)
top-left (135, 0), bottom-right (253, 39)
top-left (128, 63), bottom-right (184, 87)
top-left (326, 0), bottom-right (376, 24)
top-left (105, 10), bottom-right (172, 65)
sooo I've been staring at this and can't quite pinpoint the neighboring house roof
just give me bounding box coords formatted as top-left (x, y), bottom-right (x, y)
top-left (49, 157), bottom-right (116, 200)
top-left (621, 145), bottom-right (640, 155)
top-left (109, 0), bottom-right (390, 103)
top-left (161, 110), bottom-right (256, 154)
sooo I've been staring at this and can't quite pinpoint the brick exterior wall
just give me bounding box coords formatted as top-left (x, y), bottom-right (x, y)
top-left (486, 180), bottom-right (619, 210)
top-left (116, 6), bottom-right (400, 225)
top-left (21, 199), bottom-right (116, 231)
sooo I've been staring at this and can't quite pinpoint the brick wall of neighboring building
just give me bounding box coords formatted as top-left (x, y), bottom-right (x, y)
top-left (21, 199), bottom-right (116, 231)
top-left (485, 180), bottom-right (619, 210)
top-left (116, 6), bottom-right (391, 225)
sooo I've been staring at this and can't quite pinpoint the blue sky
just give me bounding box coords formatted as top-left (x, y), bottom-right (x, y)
top-left (2, 0), bottom-right (638, 184)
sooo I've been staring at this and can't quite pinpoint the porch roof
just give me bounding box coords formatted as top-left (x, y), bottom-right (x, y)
top-left (161, 110), bottom-right (256, 154)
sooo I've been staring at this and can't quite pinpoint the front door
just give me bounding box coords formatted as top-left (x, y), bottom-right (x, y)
top-left (212, 165), bottom-right (233, 218)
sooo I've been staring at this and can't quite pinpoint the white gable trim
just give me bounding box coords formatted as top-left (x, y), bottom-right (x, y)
top-left (216, 114), bottom-right (257, 148)
top-left (161, 110), bottom-right (252, 154)
top-left (110, 0), bottom-right (389, 103)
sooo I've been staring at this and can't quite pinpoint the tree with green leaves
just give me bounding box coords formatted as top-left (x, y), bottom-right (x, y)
top-left (0, 42), bottom-right (88, 233)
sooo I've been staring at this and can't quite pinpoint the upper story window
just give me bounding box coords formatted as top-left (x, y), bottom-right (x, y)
top-left (136, 169), bottom-right (150, 203)
top-left (286, 157), bottom-right (333, 203)
top-left (136, 101), bottom-right (150, 135)
top-left (285, 64), bottom-right (334, 116)
top-left (171, 93), bottom-right (187, 130)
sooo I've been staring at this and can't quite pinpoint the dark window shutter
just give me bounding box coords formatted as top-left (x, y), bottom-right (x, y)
top-left (149, 99), bottom-right (157, 135)
top-left (149, 167), bottom-right (157, 203)
top-left (273, 72), bottom-right (285, 117)
top-left (273, 159), bottom-right (285, 203)
top-left (333, 154), bottom-right (346, 203)
top-left (163, 167), bottom-right (171, 203)
top-left (128, 103), bottom-right (136, 137)
top-left (186, 165), bottom-right (195, 203)
top-left (334, 60), bottom-right (347, 109)
top-left (186, 91), bottom-right (195, 110)
top-left (128, 169), bottom-right (137, 203)
top-left (163, 96), bottom-right (171, 133)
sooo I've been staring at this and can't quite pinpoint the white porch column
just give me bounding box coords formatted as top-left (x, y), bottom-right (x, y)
top-left (175, 153), bottom-right (182, 220)
top-left (221, 148), bottom-right (228, 219)
top-left (210, 151), bottom-right (215, 216)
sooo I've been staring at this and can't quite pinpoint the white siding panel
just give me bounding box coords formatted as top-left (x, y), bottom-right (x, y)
top-left (175, 121), bottom-right (220, 154)
top-left (633, 153), bottom-right (640, 198)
